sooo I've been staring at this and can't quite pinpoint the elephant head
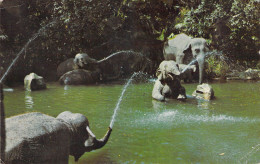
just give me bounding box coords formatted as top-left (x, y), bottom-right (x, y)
top-left (163, 33), bottom-right (209, 84)
top-left (190, 38), bottom-right (209, 84)
top-left (56, 111), bottom-right (112, 162)
top-left (156, 60), bottom-right (181, 82)
top-left (74, 53), bottom-right (98, 68)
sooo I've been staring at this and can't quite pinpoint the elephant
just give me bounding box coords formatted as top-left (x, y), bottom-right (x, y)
top-left (4, 111), bottom-right (112, 164)
top-left (57, 53), bottom-right (98, 78)
top-left (59, 69), bottom-right (102, 85)
top-left (163, 33), bottom-right (209, 84)
top-left (152, 60), bottom-right (186, 101)
top-left (57, 51), bottom-right (154, 84)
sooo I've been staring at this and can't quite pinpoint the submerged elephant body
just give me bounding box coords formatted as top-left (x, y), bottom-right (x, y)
top-left (5, 111), bottom-right (112, 164)
top-left (59, 69), bottom-right (101, 85)
top-left (163, 33), bottom-right (209, 84)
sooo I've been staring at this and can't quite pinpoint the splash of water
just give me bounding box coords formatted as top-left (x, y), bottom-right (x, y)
top-left (0, 20), bottom-right (56, 83)
top-left (181, 59), bottom-right (197, 74)
top-left (134, 110), bottom-right (260, 128)
top-left (109, 72), bottom-right (137, 128)
top-left (181, 50), bottom-right (225, 74)
top-left (97, 50), bottom-right (143, 63)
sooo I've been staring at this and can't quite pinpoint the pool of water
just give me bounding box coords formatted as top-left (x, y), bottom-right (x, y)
top-left (3, 80), bottom-right (260, 163)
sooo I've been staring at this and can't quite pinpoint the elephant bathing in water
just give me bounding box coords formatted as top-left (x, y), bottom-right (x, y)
top-left (57, 53), bottom-right (98, 78)
top-left (163, 33), bottom-right (209, 84)
top-left (57, 51), bottom-right (154, 85)
top-left (4, 111), bottom-right (112, 164)
top-left (152, 60), bottom-right (186, 101)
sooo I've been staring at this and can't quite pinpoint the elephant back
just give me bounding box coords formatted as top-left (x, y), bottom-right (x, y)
top-left (57, 58), bottom-right (78, 78)
top-left (5, 112), bottom-right (70, 163)
top-left (167, 34), bottom-right (192, 51)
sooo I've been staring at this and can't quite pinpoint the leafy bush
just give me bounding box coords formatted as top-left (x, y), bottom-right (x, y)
top-left (205, 55), bottom-right (229, 79)
top-left (176, 0), bottom-right (259, 63)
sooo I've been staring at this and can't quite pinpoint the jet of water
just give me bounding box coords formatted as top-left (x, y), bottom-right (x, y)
top-left (97, 50), bottom-right (143, 63)
top-left (181, 50), bottom-right (224, 74)
top-left (109, 72), bottom-right (137, 129)
top-left (0, 20), bottom-right (56, 83)
top-left (181, 59), bottom-right (197, 74)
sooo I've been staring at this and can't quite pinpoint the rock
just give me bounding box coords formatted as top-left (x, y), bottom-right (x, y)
top-left (226, 69), bottom-right (260, 80)
top-left (59, 69), bottom-right (101, 85)
top-left (192, 83), bottom-right (214, 100)
top-left (24, 73), bottom-right (46, 91)
top-left (242, 68), bottom-right (260, 80)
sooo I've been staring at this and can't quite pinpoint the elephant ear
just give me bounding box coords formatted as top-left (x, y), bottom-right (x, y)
top-left (156, 69), bottom-right (162, 81)
top-left (205, 41), bottom-right (210, 52)
top-left (172, 64), bottom-right (181, 76)
top-left (73, 58), bottom-right (78, 65)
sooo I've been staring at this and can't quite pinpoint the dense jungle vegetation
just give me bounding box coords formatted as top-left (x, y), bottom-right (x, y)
top-left (0, 0), bottom-right (259, 82)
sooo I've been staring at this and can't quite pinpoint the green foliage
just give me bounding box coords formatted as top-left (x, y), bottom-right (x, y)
top-left (177, 0), bottom-right (260, 62)
top-left (206, 55), bottom-right (229, 79)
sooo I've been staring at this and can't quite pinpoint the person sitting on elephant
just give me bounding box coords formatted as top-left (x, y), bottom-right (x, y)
top-left (152, 60), bottom-right (187, 101)
top-left (4, 111), bottom-right (112, 163)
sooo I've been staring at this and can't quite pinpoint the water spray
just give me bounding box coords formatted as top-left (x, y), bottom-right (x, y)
top-left (109, 72), bottom-right (137, 129)
top-left (97, 50), bottom-right (143, 63)
top-left (181, 59), bottom-right (197, 74)
top-left (0, 21), bottom-right (56, 84)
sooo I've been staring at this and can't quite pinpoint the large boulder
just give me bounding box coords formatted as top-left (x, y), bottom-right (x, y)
top-left (59, 69), bottom-right (101, 85)
top-left (192, 83), bottom-right (214, 100)
top-left (24, 73), bottom-right (46, 91)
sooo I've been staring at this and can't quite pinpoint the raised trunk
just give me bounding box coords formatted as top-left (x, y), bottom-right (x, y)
top-left (197, 57), bottom-right (205, 84)
top-left (85, 127), bottom-right (112, 152)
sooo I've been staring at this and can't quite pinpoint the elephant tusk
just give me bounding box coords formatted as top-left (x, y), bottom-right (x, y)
top-left (86, 126), bottom-right (96, 138)
top-left (168, 74), bottom-right (174, 80)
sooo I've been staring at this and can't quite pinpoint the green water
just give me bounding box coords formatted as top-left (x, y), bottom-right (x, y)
top-left (3, 80), bottom-right (260, 164)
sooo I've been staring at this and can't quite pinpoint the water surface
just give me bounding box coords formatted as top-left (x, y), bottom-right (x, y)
top-left (4, 80), bottom-right (260, 163)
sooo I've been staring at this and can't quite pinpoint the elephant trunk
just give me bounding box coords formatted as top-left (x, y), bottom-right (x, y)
top-left (85, 126), bottom-right (112, 152)
top-left (197, 56), bottom-right (205, 84)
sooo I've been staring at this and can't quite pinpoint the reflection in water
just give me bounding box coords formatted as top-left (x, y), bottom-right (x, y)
top-left (152, 100), bottom-right (166, 111)
top-left (25, 91), bottom-right (34, 109)
top-left (64, 85), bottom-right (70, 95)
top-left (197, 99), bottom-right (210, 110)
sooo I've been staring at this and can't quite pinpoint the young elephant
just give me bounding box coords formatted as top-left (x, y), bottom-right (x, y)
top-left (152, 60), bottom-right (187, 101)
top-left (5, 111), bottom-right (112, 164)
